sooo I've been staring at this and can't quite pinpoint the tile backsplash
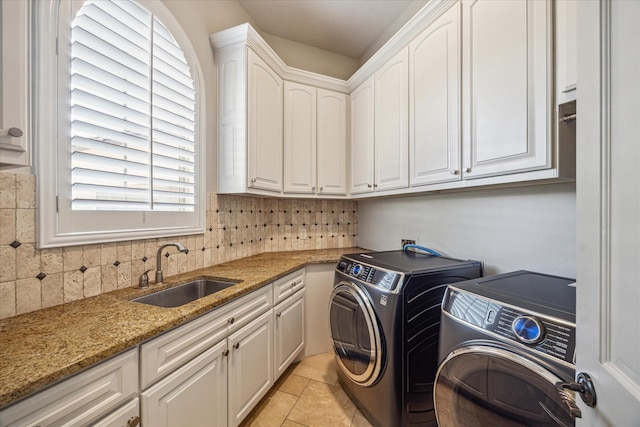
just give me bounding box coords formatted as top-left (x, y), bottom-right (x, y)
top-left (0, 172), bottom-right (358, 319)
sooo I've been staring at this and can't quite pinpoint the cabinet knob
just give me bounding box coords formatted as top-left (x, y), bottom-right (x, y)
top-left (251, 178), bottom-right (257, 184)
top-left (0, 127), bottom-right (23, 138)
top-left (319, 187), bottom-right (323, 192)
top-left (233, 342), bottom-right (240, 349)
top-left (465, 167), bottom-right (472, 173)
top-left (127, 416), bottom-right (141, 427)
top-left (373, 183), bottom-right (378, 188)
top-left (291, 282), bottom-right (296, 288)
top-left (450, 169), bottom-right (459, 175)
top-left (312, 186), bottom-right (316, 191)
top-left (222, 349), bottom-right (229, 357)
top-left (276, 312), bottom-right (282, 318)
top-left (228, 317), bottom-right (235, 324)
top-left (367, 184), bottom-right (372, 188)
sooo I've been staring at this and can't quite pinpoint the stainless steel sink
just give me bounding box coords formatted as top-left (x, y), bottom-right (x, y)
top-left (132, 278), bottom-right (240, 308)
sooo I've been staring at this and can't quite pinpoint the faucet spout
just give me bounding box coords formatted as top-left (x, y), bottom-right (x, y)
top-left (156, 242), bottom-right (189, 285)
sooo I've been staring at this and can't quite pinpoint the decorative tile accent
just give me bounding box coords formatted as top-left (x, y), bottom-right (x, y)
top-left (113, 260), bottom-right (121, 267)
top-left (36, 273), bottom-right (47, 281)
top-left (142, 256), bottom-right (148, 262)
top-left (9, 241), bottom-right (21, 249)
top-left (79, 266), bottom-right (88, 273)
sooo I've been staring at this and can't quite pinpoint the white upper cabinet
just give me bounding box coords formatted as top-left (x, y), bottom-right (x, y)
top-left (0, 0), bottom-right (30, 168)
top-left (409, 3), bottom-right (461, 187)
top-left (283, 83), bottom-right (348, 197)
top-left (350, 76), bottom-right (375, 194)
top-left (317, 89), bottom-right (348, 196)
top-left (215, 46), bottom-right (283, 195)
top-left (248, 51), bottom-right (284, 193)
top-left (374, 47), bottom-right (409, 192)
top-left (461, 0), bottom-right (552, 179)
top-left (555, 0), bottom-right (577, 104)
top-left (284, 81), bottom-right (317, 194)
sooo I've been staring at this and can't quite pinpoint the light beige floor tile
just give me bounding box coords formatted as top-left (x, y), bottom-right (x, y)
top-left (287, 380), bottom-right (356, 427)
top-left (241, 390), bottom-right (298, 427)
top-left (281, 420), bottom-right (307, 427)
top-left (291, 352), bottom-right (338, 385)
top-left (276, 373), bottom-right (311, 397)
top-left (351, 409), bottom-right (374, 427)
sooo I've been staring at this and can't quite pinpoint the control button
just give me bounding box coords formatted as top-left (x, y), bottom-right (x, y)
top-left (486, 310), bottom-right (496, 324)
top-left (512, 316), bottom-right (545, 344)
top-left (352, 264), bottom-right (363, 277)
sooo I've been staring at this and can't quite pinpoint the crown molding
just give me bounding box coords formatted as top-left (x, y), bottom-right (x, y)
top-left (209, 0), bottom-right (457, 94)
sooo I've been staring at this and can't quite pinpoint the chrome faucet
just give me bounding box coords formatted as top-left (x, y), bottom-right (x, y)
top-left (156, 242), bottom-right (189, 285)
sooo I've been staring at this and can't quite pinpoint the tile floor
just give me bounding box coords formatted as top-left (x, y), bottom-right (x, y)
top-left (240, 352), bottom-right (373, 427)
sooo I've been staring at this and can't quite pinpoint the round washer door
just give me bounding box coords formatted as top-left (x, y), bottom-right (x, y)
top-left (434, 345), bottom-right (575, 427)
top-left (328, 282), bottom-right (384, 387)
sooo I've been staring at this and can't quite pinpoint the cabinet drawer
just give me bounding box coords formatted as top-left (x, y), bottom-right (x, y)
top-left (140, 284), bottom-right (272, 389)
top-left (90, 398), bottom-right (139, 427)
top-left (273, 269), bottom-right (305, 305)
top-left (0, 349), bottom-right (138, 427)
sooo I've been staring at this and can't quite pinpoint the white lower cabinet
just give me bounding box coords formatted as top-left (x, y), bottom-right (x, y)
top-left (90, 398), bottom-right (140, 427)
top-left (274, 288), bottom-right (305, 379)
top-left (228, 310), bottom-right (274, 427)
top-left (0, 349), bottom-right (138, 427)
top-left (141, 341), bottom-right (228, 427)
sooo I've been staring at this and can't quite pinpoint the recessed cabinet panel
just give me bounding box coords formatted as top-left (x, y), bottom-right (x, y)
top-left (248, 50), bottom-right (283, 193)
top-left (317, 89), bottom-right (348, 195)
top-left (409, 4), bottom-right (461, 186)
top-left (350, 76), bottom-right (375, 194)
top-left (274, 289), bottom-right (305, 379)
top-left (462, 0), bottom-right (552, 179)
top-left (375, 47), bottom-right (409, 191)
top-left (284, 82), bottom-right (317, 194)
top-left (555, 0), bottom-right (577, 104)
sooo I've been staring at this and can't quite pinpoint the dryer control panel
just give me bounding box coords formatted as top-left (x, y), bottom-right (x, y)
top-left (442, 288), bottom-right (576, 366)
top-left (336, 258), bottom-right (400, 291)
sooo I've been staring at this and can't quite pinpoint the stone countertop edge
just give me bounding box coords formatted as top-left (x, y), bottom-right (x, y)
top-left (0, 247), bottom-right (368, 408)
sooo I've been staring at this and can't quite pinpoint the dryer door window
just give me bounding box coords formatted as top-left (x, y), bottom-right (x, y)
top-left (434, 346), bottom-right (575, 427)
top-left (329, 282), bottom-right (384, 387)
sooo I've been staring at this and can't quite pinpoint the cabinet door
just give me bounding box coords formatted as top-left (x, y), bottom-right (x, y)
top-left (462, 0), bottom-right (552, 179)
top-left (248, 50), bottom-right (283, 193)
top-left (141, 341), bottom-right (228, 427)
top-left (350, 75), bottom-right (375, 194)
top-left (409, 4), bottom-right (461, 186)
top-left (555, 0), bottom-right (577, 104)
top-left (0, 0), bottom-right (29, 167)
top-left (317, 89), bottom-right (348, 196)
top-left (284, 82), bottom-right (316, 194)
top-left (375, 47), bottom-right (409, 191)
top-left (228, 310), bottom-right (274, 427)
top-left (274, 289), bottom-right (305, 379)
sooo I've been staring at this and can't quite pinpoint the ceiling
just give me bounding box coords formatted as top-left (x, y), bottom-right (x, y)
top-left (237, 0), bottom-right (422, 60)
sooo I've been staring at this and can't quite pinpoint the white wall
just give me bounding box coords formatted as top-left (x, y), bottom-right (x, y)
top-left (357, 183), bottom-right (576, 278)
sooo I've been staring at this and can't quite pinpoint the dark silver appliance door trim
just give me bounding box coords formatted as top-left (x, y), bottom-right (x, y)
top-left (434, 345), bottom-right (577, 427)
top-left (328, 281), bottom-right (383, 386)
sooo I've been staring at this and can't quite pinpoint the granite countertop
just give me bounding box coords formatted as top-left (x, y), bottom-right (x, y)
top-left (0, 247), bottom-right (365, 408)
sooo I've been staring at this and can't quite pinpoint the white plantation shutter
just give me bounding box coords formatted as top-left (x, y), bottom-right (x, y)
top-left (70, 0), bottom-right (196, 212)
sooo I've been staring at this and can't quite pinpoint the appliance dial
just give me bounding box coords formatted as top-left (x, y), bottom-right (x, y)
top-left (512, 315), bottom-right (545, 344)
top-left (352, 264), bottom-right (363, 277)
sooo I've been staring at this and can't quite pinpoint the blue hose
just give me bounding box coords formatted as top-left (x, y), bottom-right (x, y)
top-left (403, 244), bottom-right (442, 257)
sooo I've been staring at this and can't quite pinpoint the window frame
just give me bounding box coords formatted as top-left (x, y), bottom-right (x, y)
top-left (35, 0), bottom-right (206, 248)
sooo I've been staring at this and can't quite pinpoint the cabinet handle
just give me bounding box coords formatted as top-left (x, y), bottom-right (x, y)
top-left (319, 187), bottom-right (323, 192)
top-left (373, 183), bottom-right (378, 188)
top-left (450, 169), bottom-right (459, 175)
top-left (222, 349), bottom-right (229, 357)
top-left (233, 342), bottom-right (240, 349)
top-left (228, 317), bottom-right (235, 324)
top-left (127, 416), bottom-right (141, 427)
top-left (0, 127), bottom-right (23, 138)
top-left (312, 186), bottom-right (316, 191)
top-left (465, 167), bottom-right (472, 173)
top-left (276, 312), bottom-right (282, 318)
top-left (291, 282), bottom-right (296, 288)
top-left (367, 184), bottom-right (372, 188)
top-left (251, 178), bottom-right (257, 184)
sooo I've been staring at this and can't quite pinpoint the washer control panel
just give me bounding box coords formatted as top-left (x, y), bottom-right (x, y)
top-left (336, 258), bottom-right (400, 291)
top-left (442, 288), bottom-right (576, 365)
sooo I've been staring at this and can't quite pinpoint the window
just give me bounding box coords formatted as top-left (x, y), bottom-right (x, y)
top-left (35, 0), bottom-right (206, 248)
